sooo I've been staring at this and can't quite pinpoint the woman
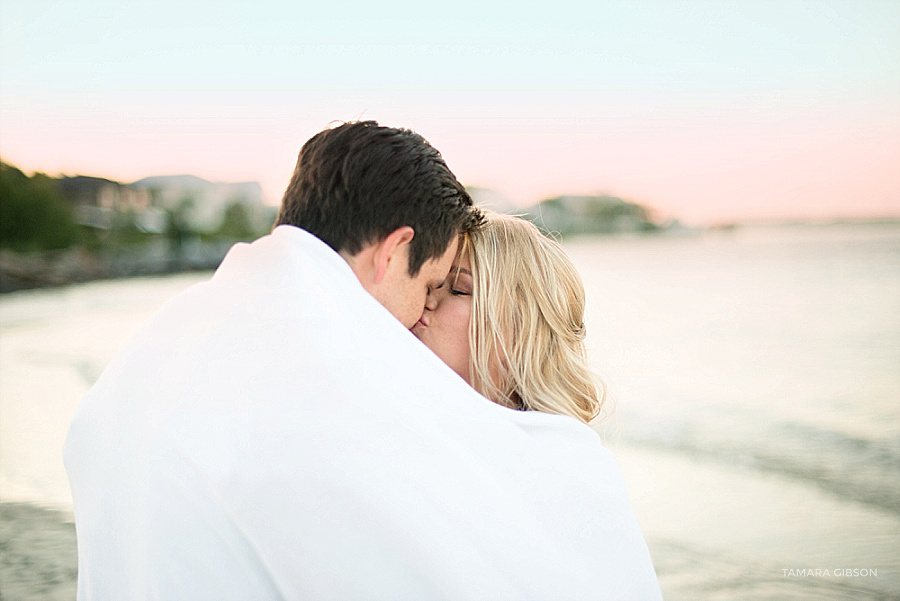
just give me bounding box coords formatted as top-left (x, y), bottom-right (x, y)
top-left (413, 210), bottom-right (605, 424)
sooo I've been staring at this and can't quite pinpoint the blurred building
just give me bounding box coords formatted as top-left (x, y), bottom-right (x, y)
top-left (130, 175), bottom-right (273, 234)
top-left (57, 176), bottom-right (166, 233)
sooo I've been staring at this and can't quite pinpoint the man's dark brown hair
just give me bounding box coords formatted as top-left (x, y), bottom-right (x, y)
top-left (276, 121), bottom-right (483, 275)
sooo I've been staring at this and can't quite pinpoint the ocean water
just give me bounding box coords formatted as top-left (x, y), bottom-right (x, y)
top-left (569, 223), bottom-right (900, 599)
top-left (570, 224), bottom-right (899, 510)
top-left (1, 223), bottom-right (898, 599)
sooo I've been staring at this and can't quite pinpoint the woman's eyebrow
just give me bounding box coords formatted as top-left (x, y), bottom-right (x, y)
top-left (451, 266), bottom-right (472, 276)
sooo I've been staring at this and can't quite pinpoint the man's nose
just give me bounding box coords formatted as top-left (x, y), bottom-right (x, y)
top-left (423, 289), bottom-right (438, 311)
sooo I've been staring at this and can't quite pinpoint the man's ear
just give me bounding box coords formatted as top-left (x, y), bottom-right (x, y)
top-left (372, 226), bottom-right (415, 284)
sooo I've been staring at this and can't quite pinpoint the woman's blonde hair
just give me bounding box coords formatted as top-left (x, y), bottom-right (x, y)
top-left (464, 211), bottom-right (606, 424)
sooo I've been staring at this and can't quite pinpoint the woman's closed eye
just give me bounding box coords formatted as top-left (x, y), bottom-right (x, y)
top-left (450, 287), bottom-right (471, 297)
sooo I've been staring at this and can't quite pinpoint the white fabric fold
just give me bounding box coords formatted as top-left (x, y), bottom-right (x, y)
top-left (64, 225), bottom-right (662, 600)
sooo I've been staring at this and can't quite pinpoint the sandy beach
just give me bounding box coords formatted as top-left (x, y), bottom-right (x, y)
top-left (2, 225), bottom-right (899, 600)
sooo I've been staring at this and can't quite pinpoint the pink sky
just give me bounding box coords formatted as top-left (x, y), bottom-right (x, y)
top-left (2, 1), bottom-right (898, 226)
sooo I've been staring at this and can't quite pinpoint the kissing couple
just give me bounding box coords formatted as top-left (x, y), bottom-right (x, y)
top-left (65, 121), bottom-right (662, 600)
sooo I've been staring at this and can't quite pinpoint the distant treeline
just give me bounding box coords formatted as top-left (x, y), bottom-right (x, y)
top-left (522, 194), bottom-right (662, 236)
top-left (1, 161), bottom-right (271, 253)
top-left (0, 160), bottom-right (274, 291)
top-left (2, 160), bottom-right (682, 291)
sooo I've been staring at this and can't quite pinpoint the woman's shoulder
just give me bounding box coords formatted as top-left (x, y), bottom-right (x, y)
top-left (505, 409), bottom-right (611, 456)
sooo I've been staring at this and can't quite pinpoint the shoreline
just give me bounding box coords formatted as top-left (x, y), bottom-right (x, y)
top-left (5, 220), bottom-right (898, 294)
top-left (0, 244), bottom-right (227, 294)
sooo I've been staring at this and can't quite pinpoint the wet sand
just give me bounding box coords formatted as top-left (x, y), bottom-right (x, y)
top-left (0, 503), bottom-right (76, 601)
top-left (4, 442), bottom-right (898, 601)
top-left (616, 444), bottom-right (900, 601)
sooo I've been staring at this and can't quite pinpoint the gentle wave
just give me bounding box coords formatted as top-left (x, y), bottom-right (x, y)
top-left (623, 417), bottom-right (900, 514)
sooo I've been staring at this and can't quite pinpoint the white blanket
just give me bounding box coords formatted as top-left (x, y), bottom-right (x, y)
top-left (64, 225), bottom-right (662, 600)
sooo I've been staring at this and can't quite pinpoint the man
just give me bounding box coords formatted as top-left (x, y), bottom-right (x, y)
top-left (64, 121), bottom-right (661, 600)
top-left (273, 121), bottom-right (481, 328)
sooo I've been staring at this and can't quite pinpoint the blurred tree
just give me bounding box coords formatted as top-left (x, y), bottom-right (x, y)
top-left (0, 162), bottom-right (80, 252)
top-left (215, 200), bottom-right (257, 241)
top-left (165, 196), bottom-right (196, 269)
